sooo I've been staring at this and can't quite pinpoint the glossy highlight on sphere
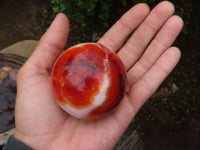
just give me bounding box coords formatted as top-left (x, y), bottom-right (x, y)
top-left (51, 43), bottom-right (127, 120)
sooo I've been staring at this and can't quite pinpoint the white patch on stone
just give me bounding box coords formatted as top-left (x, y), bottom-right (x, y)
top-left (60, 74), bottom-right (110, 119)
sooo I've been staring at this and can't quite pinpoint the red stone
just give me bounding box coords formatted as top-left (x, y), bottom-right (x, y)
top-left (51, 43), bottom-right (127, 120)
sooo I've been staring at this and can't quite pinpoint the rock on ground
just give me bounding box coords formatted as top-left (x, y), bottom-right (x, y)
top-left (0, 40), bottom-right (38, 58)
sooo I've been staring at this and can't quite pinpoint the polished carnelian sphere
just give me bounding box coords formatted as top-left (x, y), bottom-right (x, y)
top-left (51, 43), bottom-right (127, 120)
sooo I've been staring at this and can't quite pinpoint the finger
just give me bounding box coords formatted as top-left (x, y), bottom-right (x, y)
top-left (112, 47), bottom-right (181, 127)
top-left (26, 13), bottom-right (69, 71)
top-left (98, 3), bottom-right (150, 52)
top-left (127, 15), bottom-right (183, 85)
top-left (128, 47), bottom-right (181, 113)
top-left (118, 1), bottom-right (175, 70)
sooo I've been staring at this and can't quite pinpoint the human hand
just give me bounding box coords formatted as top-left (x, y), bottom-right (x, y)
top-left (14, 1), bottom-right (183, 150)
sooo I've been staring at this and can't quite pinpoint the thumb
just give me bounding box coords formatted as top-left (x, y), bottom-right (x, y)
top-left (26, 13), bottom-right (70, 71)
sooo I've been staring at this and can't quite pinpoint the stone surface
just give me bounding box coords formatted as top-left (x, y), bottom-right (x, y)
top-left (0, 40), bottom-right (38, 58)
top-left (0, 40), bottom-right (37, 149)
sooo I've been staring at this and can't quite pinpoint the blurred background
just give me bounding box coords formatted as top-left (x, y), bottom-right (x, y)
top-left (0, 0), bottom-right (199, 149)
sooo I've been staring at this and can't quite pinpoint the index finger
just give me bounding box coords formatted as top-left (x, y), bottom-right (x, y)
top-left (98, 3), bottom-right (150, 52)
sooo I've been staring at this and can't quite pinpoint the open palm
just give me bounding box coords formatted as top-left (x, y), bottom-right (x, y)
top-left (14, 1), bottom-right (183, 150)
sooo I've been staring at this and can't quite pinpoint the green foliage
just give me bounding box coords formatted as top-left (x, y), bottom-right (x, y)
top-left (51, 0), bottom-right (119, 29)
top-left (51, 0), bottom-right (192, 35)
top-left (132, 0), bottom-right (157, 5)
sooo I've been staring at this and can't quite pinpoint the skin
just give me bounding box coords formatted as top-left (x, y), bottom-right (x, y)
top-left (14, 1), bottom-right (183, 150)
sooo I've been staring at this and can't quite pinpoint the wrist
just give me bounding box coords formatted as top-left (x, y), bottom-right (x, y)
top-left (13, 130), bottom-right (34, 149)
top-left (4, 135), bottom-right (33, 150)
top-left (13, 129), bottom-right (53, 150)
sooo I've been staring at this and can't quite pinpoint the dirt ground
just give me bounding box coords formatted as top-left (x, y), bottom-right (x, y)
top-left (0, 0), bottom-right (47, 50)
top-left (0, 0), bottom-right (94, 51)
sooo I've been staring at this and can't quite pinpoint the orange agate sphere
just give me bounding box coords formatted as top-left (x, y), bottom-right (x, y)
top-left (51, 43), bottom-right (127, 120)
